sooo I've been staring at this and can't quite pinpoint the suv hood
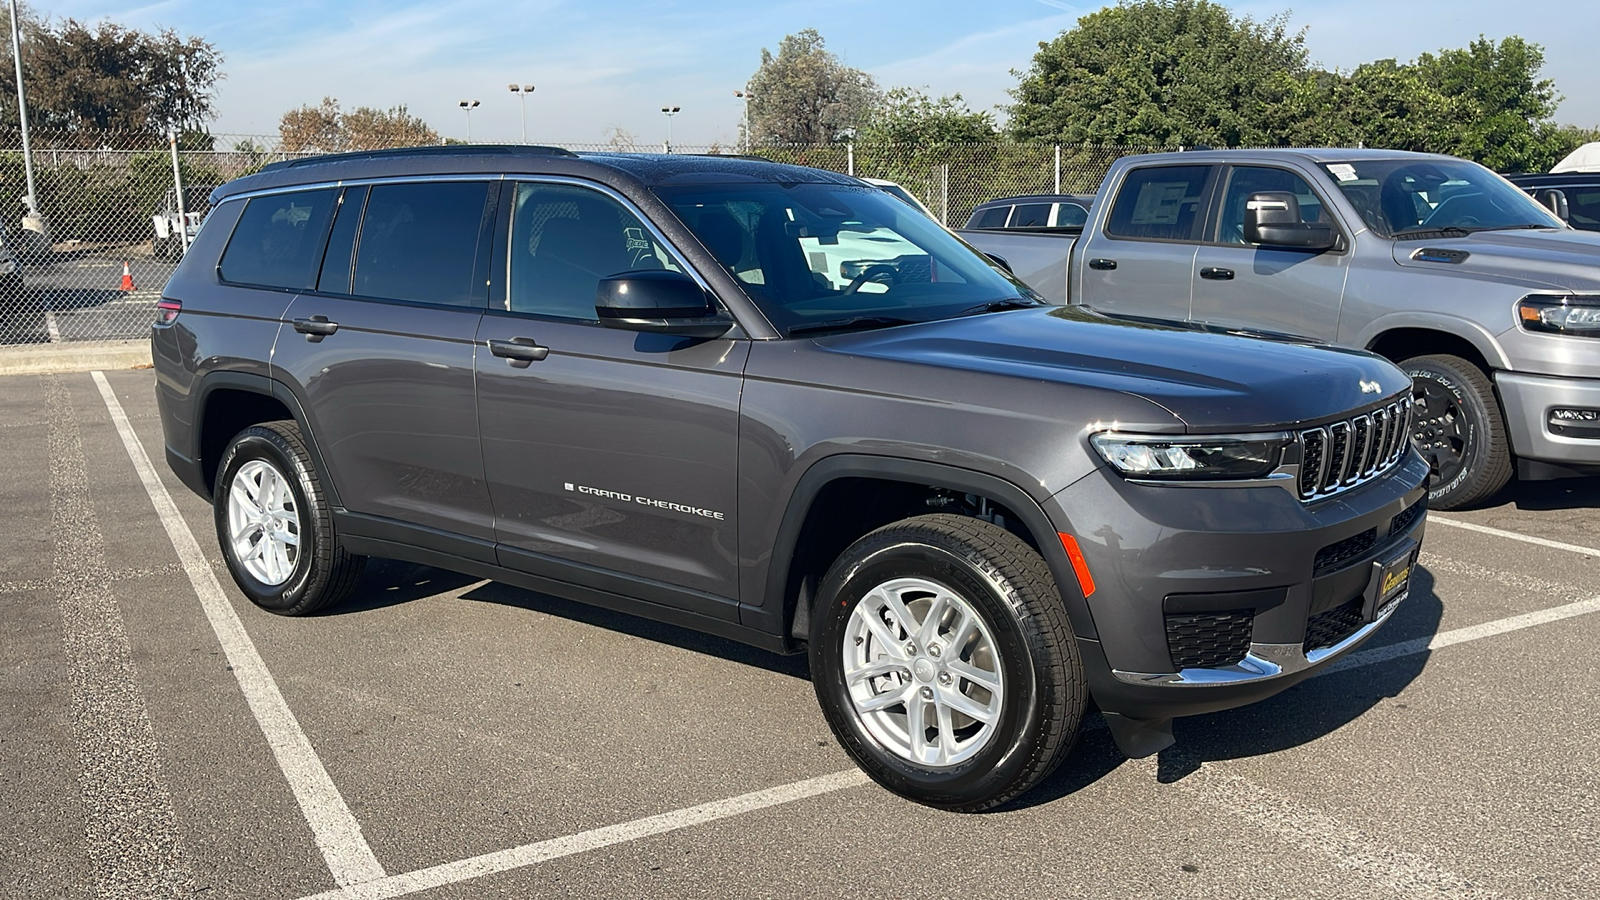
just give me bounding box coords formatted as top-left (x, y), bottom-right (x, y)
top-left (1392, 227), bottom-right (1600, 292)
top-left (826, 307), bottom-right (1410, 431)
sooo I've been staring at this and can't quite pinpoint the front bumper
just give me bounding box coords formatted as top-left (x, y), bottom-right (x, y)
top-left (1496, 371), bottom-right (1600, 466)
top-left (1047, 449), bottom-right (1429, 723)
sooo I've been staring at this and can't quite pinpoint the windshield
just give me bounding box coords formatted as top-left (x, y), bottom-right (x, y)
top-left (1321, 158), bottom-right (1564, 238)
top-left (654, 182), bottom-right (1037, 336)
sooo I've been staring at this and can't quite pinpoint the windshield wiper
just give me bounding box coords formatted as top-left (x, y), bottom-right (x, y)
top-left (955, 297), bottom-right (1043, 316)
top-left (787, 315), bottom-right (920, 337)
top-left (1392, 225), bottom-right (1475, 240)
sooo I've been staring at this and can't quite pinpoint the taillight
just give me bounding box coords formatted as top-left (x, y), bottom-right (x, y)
top-left (156, 298), bottom-right (181, 325)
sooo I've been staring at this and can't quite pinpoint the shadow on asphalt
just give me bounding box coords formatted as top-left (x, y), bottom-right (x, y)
top-left (333, 560), bottom-right (1444, 806)
top-left (1493, 475), bottom-right (1600, 512)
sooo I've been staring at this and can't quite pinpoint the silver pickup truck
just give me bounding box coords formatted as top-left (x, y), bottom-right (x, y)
top-left (959, 148), bottom-right (1600, 510)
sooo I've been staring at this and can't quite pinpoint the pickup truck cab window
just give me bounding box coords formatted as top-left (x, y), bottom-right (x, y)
top-left (508, 182), bottom-right (684, 321)
top-left (656, 182), bottom-right (1036, 336)
top-left (1104, 165), bottom-right (1214, 242)
top-left (1320, 158), bottom-right (1563, 238)
top-left (1217, 166), bottom-right (1330, 245)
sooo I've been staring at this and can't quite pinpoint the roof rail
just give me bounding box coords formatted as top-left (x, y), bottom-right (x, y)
top-left (258, 144), bottom-right (578, 173)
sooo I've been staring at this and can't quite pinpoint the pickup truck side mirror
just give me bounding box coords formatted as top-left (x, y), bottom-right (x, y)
top-left (1535, 189), bottom-right (1570, 222)
top-left (595, 270), bottom-right (733, 339)
top-left (1243, 191), bottom-right (1337, 251)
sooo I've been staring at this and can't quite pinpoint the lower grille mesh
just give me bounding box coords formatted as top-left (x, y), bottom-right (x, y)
top-left (1303, 598), bottom-right (1365, 653)
top-left (1166, 610), bottom-right (1254, 669)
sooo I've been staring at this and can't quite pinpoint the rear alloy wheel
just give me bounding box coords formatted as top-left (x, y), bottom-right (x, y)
top-left (214, 421), bottom-right (365, 615)
top-left (810, 514), bottom-right (1084, 811)
top-left (1404, 353), bottom-right (1511, 510)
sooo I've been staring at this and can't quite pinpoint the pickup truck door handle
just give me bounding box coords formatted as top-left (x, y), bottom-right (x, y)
top-left (1087, 258), bottom-right (1118, 271)
top-left (292, 316), bottom-right (339, 341)
top-left (1199, 267), bottom-right (1235, 281)
top-left (488, 337), bottom-right (550, 367)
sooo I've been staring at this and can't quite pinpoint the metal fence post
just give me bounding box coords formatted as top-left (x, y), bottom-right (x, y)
top-left (940, 164), bottom-right (949, 226)
top-left (1054, 145), bottom-right (1061, 194)
top-left (168, 131), bottom-right (189, 255)
top-left (847, 142), bottom-right (854, 177)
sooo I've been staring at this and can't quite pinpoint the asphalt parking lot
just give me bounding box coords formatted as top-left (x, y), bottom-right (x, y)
top-left (4, 253), bottom-right (174, 346)
top-left (4, 367), bottom-right (1599, 900)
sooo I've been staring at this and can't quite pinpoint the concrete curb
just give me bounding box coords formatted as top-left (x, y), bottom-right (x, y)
top-left (0, 340), bottom-right (152, 376)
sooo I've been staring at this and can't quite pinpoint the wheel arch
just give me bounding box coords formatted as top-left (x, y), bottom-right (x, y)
top-left (761, 455), bottom-right (1097, 647)
top-left (192, 371), bottom-right (340, 507)
top-left (1360, 317), bottom-right (1508, 373)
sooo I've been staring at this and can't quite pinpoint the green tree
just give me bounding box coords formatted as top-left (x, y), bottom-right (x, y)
top-left (857, 88), bottom-right (998, 145)
top-left (1007, 0), bottom-right (1311, 147)
top-left (746, 29), bottom-right (881, 144)
top-left (0, 5), bottom-right (222, 139)
top-left (1413, 36), bottom-right (1565, 171)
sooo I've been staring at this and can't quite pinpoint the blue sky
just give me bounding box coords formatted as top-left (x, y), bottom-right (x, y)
top-left (44, 0), bottom-right (1600, 145)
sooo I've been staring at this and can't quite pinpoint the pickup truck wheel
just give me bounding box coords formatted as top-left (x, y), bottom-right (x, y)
top-left (810, 514), bottom-right (1083, 811)
top-left (214, 421), bottom-right (365, 615)
top-left (1403, 353), bottom-right (1511, 510)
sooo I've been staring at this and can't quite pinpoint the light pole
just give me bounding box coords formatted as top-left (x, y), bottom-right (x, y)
top-left (733, 89), bottom-right (755, 152)
top-left (8, 0), bottom-right (45, 250)
top-left (458, 99), bottom-right (480, 142)
top-left (508, 84), bottom-right (534, 143)
top-left (660, 105), bottom-right (680, 153)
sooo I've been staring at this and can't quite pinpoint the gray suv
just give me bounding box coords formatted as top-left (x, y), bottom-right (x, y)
top-left (153, 146), bottom-right (1428, 810)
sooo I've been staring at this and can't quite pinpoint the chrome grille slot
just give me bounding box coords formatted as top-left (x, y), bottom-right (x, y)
top-left (1296, 394), bottom-right (1412, 501)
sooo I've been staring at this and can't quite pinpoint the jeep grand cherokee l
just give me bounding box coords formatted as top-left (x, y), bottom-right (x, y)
top-left (153, 146), bottom-right (1428, 810)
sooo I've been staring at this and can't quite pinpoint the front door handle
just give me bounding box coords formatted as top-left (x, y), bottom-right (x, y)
top-left (488, 337), bottom-right (549, 367)
top-left (1199, 267), bottom-right (1235, 281)
top-left (292, 316), bottom-right (338, 341)
top-left (1087, 258), bottom-right (1118, 271)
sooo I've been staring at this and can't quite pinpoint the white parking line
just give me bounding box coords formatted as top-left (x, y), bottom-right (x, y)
top-left (45, 310), bottom-right (62, 342)
top-left (1323, 594), bottom-right (1600, 676)
top-left (295, 770), bottom-right (871, 900)
top-left (91, 372), bottom-right (387, 889)
top-left (1427, 515), bottom-right (1600, 558)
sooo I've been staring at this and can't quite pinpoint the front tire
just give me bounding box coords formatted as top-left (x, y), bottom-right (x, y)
top-left (1404, 354), bottom-right (1511, 510)
top-left (810, 514), bottom-right (1084, 811)
top-left (214, 421), bottom-right (365, 615)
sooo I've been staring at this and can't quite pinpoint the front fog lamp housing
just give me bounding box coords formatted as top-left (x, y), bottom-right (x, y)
top-left (1518, 295), bottom-right (1600, 338)
top-left (1091, 432), bottom-right (1292, 480)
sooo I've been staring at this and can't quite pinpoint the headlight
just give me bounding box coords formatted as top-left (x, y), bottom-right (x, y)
top-left (1518, 295), bottom-right (1600, 338)
top-left (1090, 432), bottom-right (1292, 480)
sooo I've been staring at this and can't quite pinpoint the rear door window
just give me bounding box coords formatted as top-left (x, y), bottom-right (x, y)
top-left (1105, 165), bottom-right (1214, 241)
top-left (218, 189), bottom-right (339, 290)
top-left (968, 206), bottom-right (1010, 229)
top-left (1009, 203), bottom-right (1052, 227)
top-left (352, 181), bottom-right (493, 306)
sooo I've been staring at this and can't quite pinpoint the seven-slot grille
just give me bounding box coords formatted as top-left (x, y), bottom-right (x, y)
top-left (1297, 396), bottom-right (1413, 500)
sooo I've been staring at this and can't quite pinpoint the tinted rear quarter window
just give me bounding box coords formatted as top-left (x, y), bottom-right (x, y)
top-left (1106, 165), bottom-right (1213, 241)
top-left (968, 206), bottom-right (1010, 229)
top-left (353, 181), bottom-right (492, 306)
top-left (218, 189), bottom-right (339, 290)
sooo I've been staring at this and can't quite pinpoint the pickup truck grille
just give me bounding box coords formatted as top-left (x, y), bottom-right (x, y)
top-left (1297, 396), bottom-right (1413, 501)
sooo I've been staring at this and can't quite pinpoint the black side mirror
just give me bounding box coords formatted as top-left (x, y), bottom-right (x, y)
top-left (1243, 191), bottom-right (1337, 250)
top-left (1536, 188), bottom-right (1570, 222)
top-left (595, 270), bottom-right (732, 339)
top-left (983, 252), bottom-right (1013, 274)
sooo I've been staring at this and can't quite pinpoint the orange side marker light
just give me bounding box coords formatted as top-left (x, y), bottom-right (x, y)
top-left (1057, 532), bottom-right (1096, 598)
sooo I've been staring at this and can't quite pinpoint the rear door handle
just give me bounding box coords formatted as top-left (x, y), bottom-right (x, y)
top-left (1087, 258), bottom-right (1118, 271)
top-left (488, 337), bottom-right (549, 367)
top-left (1199, 267), bottom-right (1235, 281)
top-left (292, 316), bottom-right (338, 341)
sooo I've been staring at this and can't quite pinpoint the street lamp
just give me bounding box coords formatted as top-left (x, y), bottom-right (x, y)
top-left (508, 84), bottom-right (534, 143)
top-left (660, 105), bottom-right (680, 153)
top-left (458, 99), bottom-right (480, 142)
top-left (733, 89), bottom-right (755, 152)
top-left (8, 0), bottom-right (46, 252)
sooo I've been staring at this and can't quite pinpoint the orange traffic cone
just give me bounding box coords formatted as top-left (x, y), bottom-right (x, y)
top-left (120, 261), bottom-right (135, 292)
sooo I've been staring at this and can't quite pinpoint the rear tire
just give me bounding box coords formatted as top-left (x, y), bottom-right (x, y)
top-left (214, 421), bottom-right (365, 615)
top-left (1403, 353), bottom-right (1511, 510)
top-left (809, 514), bottom-right (1084, 811)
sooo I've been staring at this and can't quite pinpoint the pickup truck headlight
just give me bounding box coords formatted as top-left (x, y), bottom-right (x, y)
top-left (1518, 295), bottom-right (1600, 338)
top-left (1091, 432), bottom-right (1292, 480)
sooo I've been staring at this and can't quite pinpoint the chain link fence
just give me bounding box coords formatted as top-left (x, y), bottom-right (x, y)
top-left (0, 131), bottom-right (1168, 348)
